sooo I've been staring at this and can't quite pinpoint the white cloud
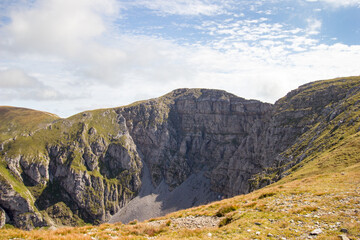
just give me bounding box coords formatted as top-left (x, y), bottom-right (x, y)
top-left (0, 68), bottom-right (42, 88)
top-left (164, 16), bottom-right (360, 102)
top-left (318, 0), bottom-right (360, 7)
top-left (306, 18), bottom-right (322, 35)
top-left (81, 35), bottom-right (196, 84)
top-left (197, 17), bottom-right (320, 56)
top-left (180, 42), bottom-right (360, 103)
top-left (129, 0), bottom-right (226, 16)
top-left (0, 68), bottom-right (64, 100)
top-left (3, 0), bottom-right (119, 55)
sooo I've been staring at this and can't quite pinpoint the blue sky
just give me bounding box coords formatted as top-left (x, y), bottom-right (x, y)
top-left (0, 0), bottom-right (359, 117)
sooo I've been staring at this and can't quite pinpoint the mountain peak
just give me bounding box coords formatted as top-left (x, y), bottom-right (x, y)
top-left (162, 88), bottom-right (243, 101)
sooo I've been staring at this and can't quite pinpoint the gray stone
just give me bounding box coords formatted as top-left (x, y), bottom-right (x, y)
top-left (338, 234), bottom-right (350, 240)
top-left (83, 148), bottom-right (98, 171)
top-left (310, 228), bottom-right (323, 235)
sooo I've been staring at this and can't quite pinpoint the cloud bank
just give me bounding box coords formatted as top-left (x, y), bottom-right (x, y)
top-left (0, 0), bottom-right (359, 116)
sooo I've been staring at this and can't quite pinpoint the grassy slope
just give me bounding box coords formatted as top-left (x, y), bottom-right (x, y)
top-left (1, 77), bottom-right (360, 239)
top-left (0, 106), bottom-right (123, 170)
top-left (0, 106), bottom-right (59, 143)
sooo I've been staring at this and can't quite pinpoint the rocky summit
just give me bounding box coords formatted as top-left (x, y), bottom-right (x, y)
top-left (0, 76), bottom-right (360, 230)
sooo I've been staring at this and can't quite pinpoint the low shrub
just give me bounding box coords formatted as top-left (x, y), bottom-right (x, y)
top-left (258, 192), bottom-right (276, 199)
top-left (215, 205), bottom-right (238, 217)
top-left (218, 216), bottom-right (233, 227)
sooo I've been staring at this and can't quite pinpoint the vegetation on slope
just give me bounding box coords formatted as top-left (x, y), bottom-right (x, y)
top-left (250, 76), bottom-right (360, 188)
top-left (0, 108), bottom-right (121, 178)
top-left (0, 107), bottom-right (141, 226)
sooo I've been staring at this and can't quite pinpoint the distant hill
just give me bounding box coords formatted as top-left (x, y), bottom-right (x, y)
top-left (0, 76), bottom-right (359, 240)
top-left (0, 106), bottom-right (59, 142)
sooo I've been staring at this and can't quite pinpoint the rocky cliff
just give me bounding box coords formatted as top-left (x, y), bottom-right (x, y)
top-left (1, 76), bottom-right (359, 229)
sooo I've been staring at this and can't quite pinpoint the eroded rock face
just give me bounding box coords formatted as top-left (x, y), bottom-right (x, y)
top-left (39, 125), bottom-right (142, 224)
top-left (20, 157), bottom-right (49, 185)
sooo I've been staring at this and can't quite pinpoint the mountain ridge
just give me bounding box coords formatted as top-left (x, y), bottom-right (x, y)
top-left (0, 76), bottom-right (360, 232)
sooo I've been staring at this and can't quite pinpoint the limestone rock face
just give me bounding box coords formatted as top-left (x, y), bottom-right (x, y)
top-left (119, 89), bottom-right (273, 196)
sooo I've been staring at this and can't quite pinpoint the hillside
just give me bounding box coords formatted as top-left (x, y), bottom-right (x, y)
top-left (0, 106), bottom-right (59, 143)
top-left (0, 76), bottom-right (360, 239)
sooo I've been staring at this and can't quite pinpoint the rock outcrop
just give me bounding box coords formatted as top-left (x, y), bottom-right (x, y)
top-left (1, 76), bottom-right (360, 229)
top-left (0, 207), bottom-right (6, 229)
top-left (0, 174), bottom-right (47, 229)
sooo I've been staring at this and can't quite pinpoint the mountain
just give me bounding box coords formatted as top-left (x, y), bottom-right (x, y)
top-left (0, 76), bottom-right (360, 234)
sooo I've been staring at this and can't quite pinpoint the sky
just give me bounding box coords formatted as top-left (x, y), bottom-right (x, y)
top-left (0, 0), bottom-right (359, 117)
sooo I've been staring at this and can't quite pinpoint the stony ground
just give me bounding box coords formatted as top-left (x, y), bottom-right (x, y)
top-left (147, 216), bottom-right (220, 230)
